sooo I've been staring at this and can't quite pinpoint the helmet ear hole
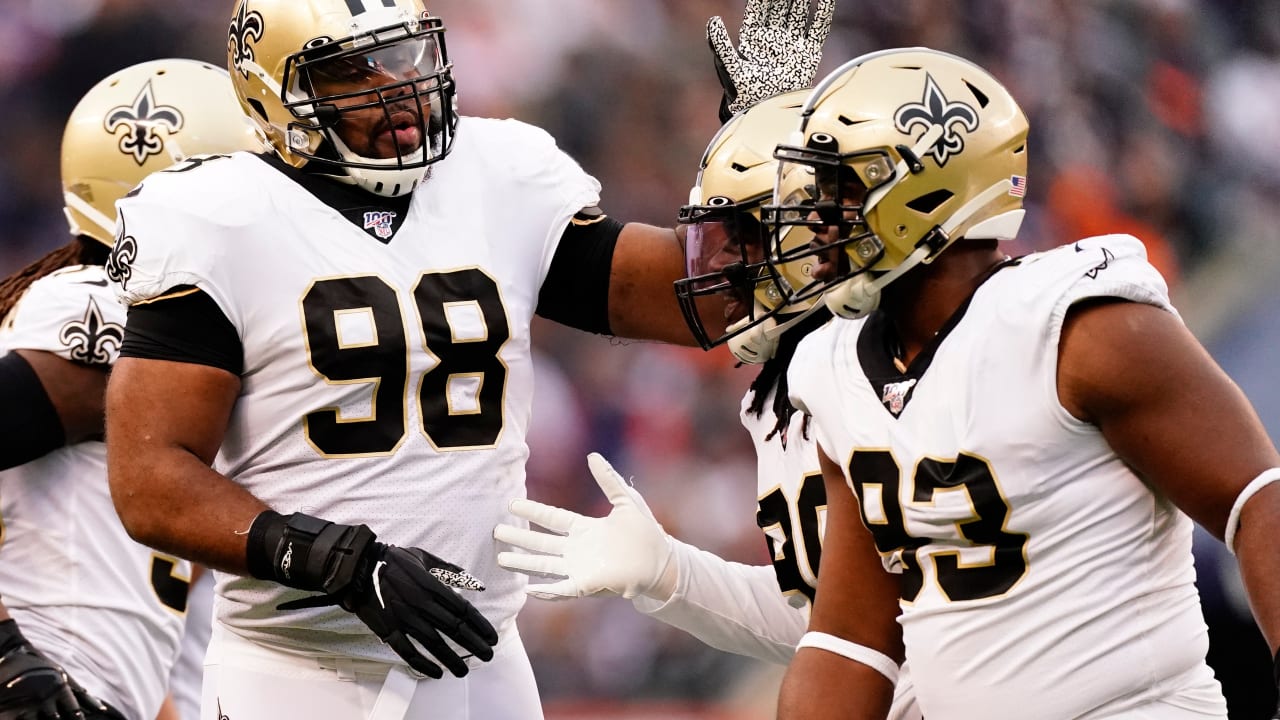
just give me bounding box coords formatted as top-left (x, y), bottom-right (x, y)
top-left (905, 189), bottom-right (953, 215)
top-left (246, 97), bottom-right (269, 121)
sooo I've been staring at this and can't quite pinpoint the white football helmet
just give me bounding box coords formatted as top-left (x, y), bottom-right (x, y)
top-left (674, 90), bottom-right (825, 364)
top-left (764, 48), bottom-right (1029, 318)
top-left (228, 0), bottom-right (456, 197)
top-left (61, 59), bottom-right (267, 247)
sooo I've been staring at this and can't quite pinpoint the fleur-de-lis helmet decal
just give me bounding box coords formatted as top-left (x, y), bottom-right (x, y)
top-left (229, 3), bottom-right (265, 79)
top-left (765, 48), bottom-right (1030, 320)
top-left (104, 81), bottom-right (184, 166)
top-left (893, 73), bottom-right (980, 168)
top-left (61, 59), bottom-right (269, 251)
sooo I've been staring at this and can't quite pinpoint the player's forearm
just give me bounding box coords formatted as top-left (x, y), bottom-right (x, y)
top-left (778, 648), bottom-right (895, 720)
top-left (106, 357), bottom-right (258, 572)
top-left (609, 223), bottom-right (718, 345)
top-left (1234, 482), bottom-right (1280, 656)
top-left (108, 445), bottom-right (265, 574)
top-left (633, 538), bottom-right (806, 664)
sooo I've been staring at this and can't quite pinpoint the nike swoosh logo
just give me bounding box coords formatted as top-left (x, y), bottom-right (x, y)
top-left (77, 280), bottom-right (109, 287)
top-left (373, 560), bottom-right (388, 609)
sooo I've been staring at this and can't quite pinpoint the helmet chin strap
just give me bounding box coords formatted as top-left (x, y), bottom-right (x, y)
top-left (728, 300), bottom-right (826, 364)
top-left (328, 131), bottom-right (430, 197)
top-left (824, 245), bottom-right (931, 319)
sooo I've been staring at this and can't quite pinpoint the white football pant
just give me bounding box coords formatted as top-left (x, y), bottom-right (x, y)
top-left (202, 625), bottom-right (543, 720)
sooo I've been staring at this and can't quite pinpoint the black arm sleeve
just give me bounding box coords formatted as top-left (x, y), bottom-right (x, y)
top-left (120, 286), bottom-right (244, 375)
top-left (0, 352), bottom-right (66, 469)
top-left (535, 210), bottom-right (624, 335)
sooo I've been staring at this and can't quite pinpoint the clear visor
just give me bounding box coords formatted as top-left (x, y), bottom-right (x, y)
top-left (683, 211), bottom-right (767, 296)
top-left (674, 203), bottom-right (784, 349)
top-left (305, 36), bottom-right (445, 92)
top-left (284, 27), bottom-right (455, 169)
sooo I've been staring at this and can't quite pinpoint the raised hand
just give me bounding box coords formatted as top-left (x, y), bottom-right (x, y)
top-left (707, 0), bottom-right (837, 122)
top-left (495, 453), bottom-right (676, 601)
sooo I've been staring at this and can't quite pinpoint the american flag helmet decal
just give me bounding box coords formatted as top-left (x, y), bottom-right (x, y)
top-left (1009, 175), bottom-right (1027, 198)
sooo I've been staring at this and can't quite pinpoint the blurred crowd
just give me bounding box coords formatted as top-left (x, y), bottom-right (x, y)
top-left (3, 0), bottom-right (1279, 715)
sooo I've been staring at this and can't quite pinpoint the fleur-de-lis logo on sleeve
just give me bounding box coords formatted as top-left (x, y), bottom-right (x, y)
top-left (893, 73), bottom-right (980, 167)
top-left (105, 81), bottom-right (184, 166)
top-left (60, 298), bottom-right (125, 366)
top-left (229, 4), bottom-right (265, 79)
top-left (106, 233), bottom-right (138, 290)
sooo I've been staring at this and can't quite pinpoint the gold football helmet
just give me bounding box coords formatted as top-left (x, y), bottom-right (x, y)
top-left (675, 90), bottom-right (825, 364)
top-left (61, 58), bottom-right (268, 247)
top-left (764, 48), bottom-right (1029, 318)
top-left (227, 0), bottom-right (456, 197)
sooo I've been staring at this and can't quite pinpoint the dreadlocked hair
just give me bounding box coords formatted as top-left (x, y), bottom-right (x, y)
top-left (0, 237), bottom-right (111, 322)
top-left (745, 306), bottom-right (833, 446)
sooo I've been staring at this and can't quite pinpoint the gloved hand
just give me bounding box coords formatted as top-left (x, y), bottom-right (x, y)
top-left (0, 619), bottom-right (110, 720)
top-left (707, 0), bottom-right (837, 122)
top-left (494, 453), bottom-right (676, 601)
top-left (278, 544), bottom-right (498, 679)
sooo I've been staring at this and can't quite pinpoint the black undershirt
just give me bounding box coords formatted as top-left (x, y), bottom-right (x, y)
top-left (535, 211), bottom-right (622, 335)
top-left (0, 352), bottom-right (67, 469)
top-left (120, 287), bottom-right (243, 375)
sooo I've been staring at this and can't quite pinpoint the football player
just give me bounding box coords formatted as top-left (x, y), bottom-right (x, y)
top-left (0, 60), bottom-right (266, 720)
top-left (102, 1), bottom-right (832, 719)
top-left (766, 48), bottom-right (1280, 719)
top-left (493, 88), bottom-right (922, 720)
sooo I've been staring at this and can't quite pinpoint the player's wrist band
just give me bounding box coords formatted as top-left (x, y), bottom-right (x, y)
top-left (1225, 468), bottom-right (1280, 554)
top-left (796, 631), bottom-right (899, 685)
top-left (246, 510), bottom-right (376, 593)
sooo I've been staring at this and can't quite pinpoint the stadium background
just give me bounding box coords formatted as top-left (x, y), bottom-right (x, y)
top-left (2, 0), bottom-right (1277, 717)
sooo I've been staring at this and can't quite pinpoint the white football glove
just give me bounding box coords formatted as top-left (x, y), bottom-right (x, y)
top-left (494, 453), bottom-right (677, 601)
top-left (708, 0), bottom-right (837, 122)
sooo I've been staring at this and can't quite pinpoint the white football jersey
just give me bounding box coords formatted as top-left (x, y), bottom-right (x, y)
top-left (788, 236), bottom-right (1227, 719)
top-left (112, 117), bottom-right (601, 664)
top-left (635, 385), bottom-right (921, 720)
top-left (0, 265), bottom-right (189, 720)
top-left (743, 389), bottom-right (826, 618)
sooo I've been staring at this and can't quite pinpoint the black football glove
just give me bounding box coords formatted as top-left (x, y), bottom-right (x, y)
top-left (0, 619), bottom-right (110, 720)
top-left (707, 0), bottom-right (836, 123)
top-left (278, 542), bottom-right (498, 679)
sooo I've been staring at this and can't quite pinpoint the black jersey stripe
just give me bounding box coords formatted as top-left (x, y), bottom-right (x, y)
top-left (345, 0), bottom-right (397, 15)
